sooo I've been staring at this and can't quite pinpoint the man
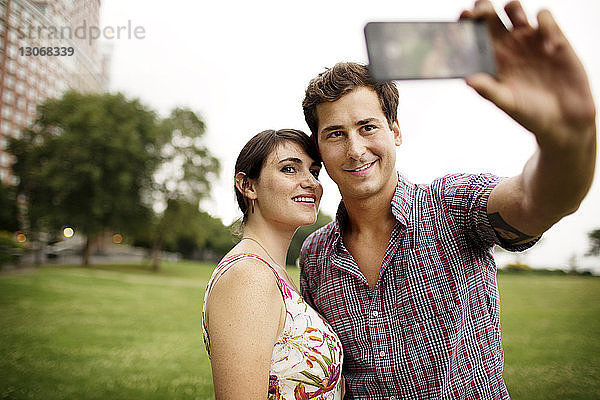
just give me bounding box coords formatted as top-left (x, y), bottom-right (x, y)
top-left (299, 1), bottom-right (596, 399)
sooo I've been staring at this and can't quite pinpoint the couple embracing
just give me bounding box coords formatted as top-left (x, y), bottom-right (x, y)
top-left (201, 2), bottom-right (596, 399)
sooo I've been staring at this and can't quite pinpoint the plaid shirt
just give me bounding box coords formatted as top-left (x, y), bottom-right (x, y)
top-left (299, 173), bottom-right (537, 400)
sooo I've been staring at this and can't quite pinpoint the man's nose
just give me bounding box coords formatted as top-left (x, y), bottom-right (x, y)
top-left (346, 133), bottom-right (366, 161)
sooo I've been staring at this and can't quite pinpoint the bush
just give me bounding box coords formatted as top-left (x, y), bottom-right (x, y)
top-left (0, 232), bottom-right (23, 267)
top-left (503, 262), bottom-right (532, 272)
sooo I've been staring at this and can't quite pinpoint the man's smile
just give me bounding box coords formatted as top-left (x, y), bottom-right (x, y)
top-left (345, 160), bottom-right (377, 176)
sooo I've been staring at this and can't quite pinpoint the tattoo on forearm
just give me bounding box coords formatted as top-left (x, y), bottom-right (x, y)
top-left (487, 212), bottom-right (536, 246)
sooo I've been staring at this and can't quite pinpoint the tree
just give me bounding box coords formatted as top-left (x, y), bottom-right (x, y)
top-left (587, 228), bottom-right (600, 256)
top-left (0, 183), bottom-right (19, 232)
top-left (146, 108), bottom-right (220, 270)
top-left (201, 211), bottom-right (235, 260)
top-left (8, 91), bottom-right (159, 265)
top-left (159, 201), bottom-right (232, 260)
top-left (154, 199), bottom-right (207, 259)
top-left (133, 201), bottom-right (233, 261)
top-left (0, 183), bottom-right (21, 267)
top-left (286, 212), bottom-right (333, 266)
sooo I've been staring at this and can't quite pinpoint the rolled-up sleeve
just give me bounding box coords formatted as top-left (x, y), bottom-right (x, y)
top-left (440, 172), bottom-right (540, 252)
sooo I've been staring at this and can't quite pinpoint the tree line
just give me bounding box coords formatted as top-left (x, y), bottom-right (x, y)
top-left (0, 91), bottom-right (330, 270)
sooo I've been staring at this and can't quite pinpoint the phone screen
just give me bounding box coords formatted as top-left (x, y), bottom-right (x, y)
top-left (364, 21), bottom-right (496, 80)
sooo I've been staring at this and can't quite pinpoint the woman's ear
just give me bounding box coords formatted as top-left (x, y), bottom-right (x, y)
top-left (235, 172), bottom-right (257, 200)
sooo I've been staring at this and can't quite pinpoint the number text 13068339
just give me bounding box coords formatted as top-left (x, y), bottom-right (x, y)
top-left (19, 47), bottom-right (75, 56)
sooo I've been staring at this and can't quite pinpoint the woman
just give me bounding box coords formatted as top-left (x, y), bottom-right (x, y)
top-left (202, 129), bottom-right (344, 399)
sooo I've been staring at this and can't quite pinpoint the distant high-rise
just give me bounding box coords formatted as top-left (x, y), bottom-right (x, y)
top-left (0, 0), bottom-right (107, 184)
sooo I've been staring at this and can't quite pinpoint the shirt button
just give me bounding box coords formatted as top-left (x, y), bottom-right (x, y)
top-left (379, 350), bottom-right (385, 357)
top-left (372, 310), bottom-right (379, 317)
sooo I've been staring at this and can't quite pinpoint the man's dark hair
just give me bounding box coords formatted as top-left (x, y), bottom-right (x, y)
top-left (302, 62), bottom-right (399, 139)
top-left (234, 129), bottom-right (321, 223)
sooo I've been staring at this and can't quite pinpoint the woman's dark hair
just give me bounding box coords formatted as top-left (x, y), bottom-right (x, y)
top-left (234, 129), bottom-right (321, 223)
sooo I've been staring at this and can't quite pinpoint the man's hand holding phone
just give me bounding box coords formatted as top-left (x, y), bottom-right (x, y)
top-left (365, 0), bottom-right (595, 149)
top-left (460, 0), bottom-right (595, 145)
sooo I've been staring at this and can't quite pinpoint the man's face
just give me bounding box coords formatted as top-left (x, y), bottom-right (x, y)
top-left (316, 86), bottom-right (401, 201)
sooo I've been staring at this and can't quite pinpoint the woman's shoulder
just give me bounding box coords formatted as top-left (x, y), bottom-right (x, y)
top-left (206, 254), bottom-right (284, 317)
top-left (204, 255), bottom-right (286, 347)
top-left (214, 255), bottom-right (280, 291)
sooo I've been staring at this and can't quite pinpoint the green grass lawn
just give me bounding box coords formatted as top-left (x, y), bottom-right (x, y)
top-left (498, 272), bottom-right (600, 399)
top-left (0, 263), bottom-right (598, 399)
top-left (0, 262), bottom-right (216, 400)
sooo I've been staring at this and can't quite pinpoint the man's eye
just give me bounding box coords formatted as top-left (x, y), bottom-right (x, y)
top-left (327, 131), bottom-right (343, 139)
top-left (363, 125), bottom-right (377, 132)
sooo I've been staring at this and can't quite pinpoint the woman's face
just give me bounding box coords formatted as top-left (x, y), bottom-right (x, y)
top-left (252, 141), bottom-right (323, 228)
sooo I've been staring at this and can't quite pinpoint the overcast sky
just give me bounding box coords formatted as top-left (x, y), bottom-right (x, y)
top-left (99, 0), bottom-right (600, 271)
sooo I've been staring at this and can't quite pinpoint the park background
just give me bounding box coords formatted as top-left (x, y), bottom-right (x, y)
top-left (1, 0), bottom-right (599, 399)
top-left (98, 0), bottom-right (600, 273)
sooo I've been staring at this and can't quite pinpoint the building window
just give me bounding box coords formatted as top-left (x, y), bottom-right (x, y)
top-left (3, 89), bottom-right (15, 103)
top-left (32, 3), bottom-right (47, 14)
top-left (7, 59), bottom-right (16, 73)
top-left (7, 44), bottom-right (17, 58)
top-left (17, 67), bottom-right (27, 80)
top-left (7, 29), bottom-right (17, 43)
top-left (1, 106), bottom-right (12, 119)
top-left (15, 111), bottom-right (24, 124)
top-left (15, 81), bottom-right (25, 94)
top-left (1, 121), bottom-right (11, 134)
top-left (4, 75), bottom-right (15, 89)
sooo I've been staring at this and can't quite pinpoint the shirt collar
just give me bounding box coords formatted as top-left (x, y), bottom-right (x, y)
top-left (332, 172), bottom-right (415, 238)
top-left (391, 173), bottom-right (414, 228)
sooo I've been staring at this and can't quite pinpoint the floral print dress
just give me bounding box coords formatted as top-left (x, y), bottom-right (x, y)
top-left (202, 253), bottom-right (344, 399)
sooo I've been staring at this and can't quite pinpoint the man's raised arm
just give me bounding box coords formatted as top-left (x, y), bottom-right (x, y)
top-left (461, 0), bottom-right (596, 246)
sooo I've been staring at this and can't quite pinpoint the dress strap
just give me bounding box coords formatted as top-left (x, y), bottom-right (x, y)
top-left (204, 253), bottom-right (285, 301)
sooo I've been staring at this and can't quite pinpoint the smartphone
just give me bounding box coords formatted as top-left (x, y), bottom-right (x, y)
top-left (364, 20), bottom-right (496, 80)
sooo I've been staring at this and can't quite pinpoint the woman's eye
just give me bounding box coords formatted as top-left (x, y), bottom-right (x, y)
top-left (281, 165), bottom-right (295, 173)
top-left (310, 169), bottom-right (320, 178)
